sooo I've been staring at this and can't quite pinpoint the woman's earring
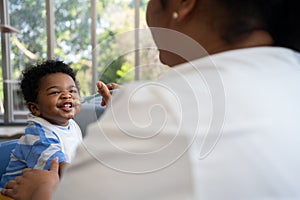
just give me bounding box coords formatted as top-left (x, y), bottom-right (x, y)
top-left (172, 12), bottom-right (179, 19)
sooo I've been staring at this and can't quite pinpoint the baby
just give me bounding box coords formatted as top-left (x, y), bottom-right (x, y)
top-left (0, 60), bottom-right (82, 188)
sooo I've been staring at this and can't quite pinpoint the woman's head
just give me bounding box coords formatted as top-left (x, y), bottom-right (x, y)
top-left (146, 0), bottom-right (300, 66)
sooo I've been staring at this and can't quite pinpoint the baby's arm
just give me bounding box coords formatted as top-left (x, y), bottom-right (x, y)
top-left (22, 123), bottom-right (68, 172)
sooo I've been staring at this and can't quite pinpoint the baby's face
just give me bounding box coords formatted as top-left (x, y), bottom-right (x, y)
top-left (33, 72), bottom-right (81, 126)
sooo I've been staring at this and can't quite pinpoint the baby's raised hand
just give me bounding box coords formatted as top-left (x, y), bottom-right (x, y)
top-left (96, 81), bottom-right (119, 106)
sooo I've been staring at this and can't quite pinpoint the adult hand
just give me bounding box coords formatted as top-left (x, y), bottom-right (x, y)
top-left (97, 81), bottom-right (119, 106)
top-left (1, 157), bottom-right (59, 200)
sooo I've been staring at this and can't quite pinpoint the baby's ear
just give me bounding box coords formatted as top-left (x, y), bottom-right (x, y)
top-left (28, 102), bottom-right (41, 116)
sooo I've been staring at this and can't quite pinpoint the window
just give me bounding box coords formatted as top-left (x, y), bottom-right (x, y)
top-left (0, 0), bottom-right (163, 125)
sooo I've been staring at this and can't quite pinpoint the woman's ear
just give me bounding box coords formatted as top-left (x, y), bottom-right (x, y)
top-left (176, 0), bottom-right (197, 21)
top-left (28, 102), bottom-right (41, 116)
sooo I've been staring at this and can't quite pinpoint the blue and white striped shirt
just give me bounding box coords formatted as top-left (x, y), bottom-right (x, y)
top-left (0, 115), bottom-right (82, 187)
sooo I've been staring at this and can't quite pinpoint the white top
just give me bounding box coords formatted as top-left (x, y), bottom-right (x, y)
top-left (53, 47), bottom-right (300, 200)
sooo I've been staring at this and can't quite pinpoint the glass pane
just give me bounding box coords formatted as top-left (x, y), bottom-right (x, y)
top-left (54, 0), bottom-right (91, 96)
top-left (1, 0), bottom-right (47, 123)
top-left (96, 0), bottom-right (137, 85)
top-left (0, 36), bottom-right (3, 115)
top-left (96, 0), bottom-right (165, 87)
top-left (11, 0), bottom-right (47, 117)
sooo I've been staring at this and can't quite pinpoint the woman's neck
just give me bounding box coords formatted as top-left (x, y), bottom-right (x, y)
top-left (206, 30), bottom-right (274, 55)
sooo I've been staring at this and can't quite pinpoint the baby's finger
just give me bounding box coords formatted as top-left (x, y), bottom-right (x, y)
top-left (96, 81), bottom-right (104, 91)
top-left (96, 81), bottom-right (111, 105)
top-left (106, 83), bottom-right (119, 90)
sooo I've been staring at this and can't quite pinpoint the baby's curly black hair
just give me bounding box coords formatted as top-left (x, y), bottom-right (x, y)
top-left (20, 60), bottom-right (80, 104)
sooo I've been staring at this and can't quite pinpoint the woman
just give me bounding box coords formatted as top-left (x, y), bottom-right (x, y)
top-left (2, 0), bottom-right (300, 199)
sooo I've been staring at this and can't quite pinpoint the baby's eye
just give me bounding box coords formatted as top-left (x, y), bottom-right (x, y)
top-left (49, 91), bottom-right (60, 95)
top-left (70, 89), bottom-right (78, 94)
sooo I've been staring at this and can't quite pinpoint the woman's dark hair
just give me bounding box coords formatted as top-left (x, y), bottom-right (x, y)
top-left (20, 60), bottom-right (79, 104)
top-left (159, 0), bottom-right (300, 52)
top-left (214, 0), bottom-right (300, 51)
top-left (160, 0), bottom-right (167, 8)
